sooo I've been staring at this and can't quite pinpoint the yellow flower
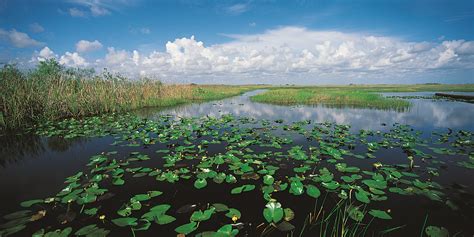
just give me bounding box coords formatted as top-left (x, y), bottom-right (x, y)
top-left (231, 215), bottom-right (239, 223)
top-left (372, 162), bottom-right (383, 169)
top-left (99, 215), bottom-right (106, 220)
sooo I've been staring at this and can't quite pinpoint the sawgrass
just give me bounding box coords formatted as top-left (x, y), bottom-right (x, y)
top-left (0, 60), bottom-right (259, 130)
top-left (250, 88), bottom-right (411, 110)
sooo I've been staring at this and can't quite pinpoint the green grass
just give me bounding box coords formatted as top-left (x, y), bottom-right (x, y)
top-left (0, 60), bottom-right (261, 130)
top-left (251, 88), bottom-right (412, 110)
top-left (250, 84), bottom-right (474, 110)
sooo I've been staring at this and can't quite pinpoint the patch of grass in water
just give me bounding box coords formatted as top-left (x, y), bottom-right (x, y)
top-left (251, 88), bottom-right (411, 110)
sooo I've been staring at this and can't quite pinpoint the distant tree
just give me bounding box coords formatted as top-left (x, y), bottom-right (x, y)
top-left (34, 59), bottom-right (63, 78)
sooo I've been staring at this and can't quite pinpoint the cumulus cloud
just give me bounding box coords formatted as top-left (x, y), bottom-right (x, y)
top-left (39, 47), bottom-right (57, 60)
top-left (104, 47), bottom-right (130, 65)
top-left (30, 47), bottom-right (58, 64)
top-left (76, 40), bottom-right (103, 53)
top-left (32, 27), bottom-right (474, 83)
top-left (0, 28), bottom-right (43, 48)
top-left (29, 23), bottom-right (45, 33)
top-left (59, 52), bottom-right (88, 67)
top-left (103, 27), bottom-right (473, 78)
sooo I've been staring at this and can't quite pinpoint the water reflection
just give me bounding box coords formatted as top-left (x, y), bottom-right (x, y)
top-left (138, 90), bottom-right (474, 132)
top-left (0, 134), bottom-right (45, 167)
top-left (3, 90), bottom-right (472, 166)
top-left (0, 134), bottom-right (89, 167)
top-left (0, 90), bottom-right (473, 234)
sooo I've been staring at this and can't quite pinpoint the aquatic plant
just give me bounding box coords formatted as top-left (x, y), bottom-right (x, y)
top-left (0, 114), bottom-right (472, 236)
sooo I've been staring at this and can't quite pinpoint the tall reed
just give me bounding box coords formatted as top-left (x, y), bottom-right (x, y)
top-left (0, 60), bottom-right (255, 130)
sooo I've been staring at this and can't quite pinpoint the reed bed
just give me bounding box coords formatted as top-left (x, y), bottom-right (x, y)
top-left (0, 60), bottom-right (256, 130)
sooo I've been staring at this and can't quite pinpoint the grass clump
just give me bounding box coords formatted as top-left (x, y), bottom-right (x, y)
top-left (0, 60), bottom-right (258, 130)
top-left (250, 88), bottom-right (411, 110)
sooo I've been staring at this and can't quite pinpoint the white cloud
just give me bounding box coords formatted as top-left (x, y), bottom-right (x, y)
top-left (39, 47), bottom-right (55, 59)
top-left (104, 47), bottom-right (130, 65)
top-left (30, 47), bottom-right (58, 63)
top-left (0, 28), bottom-right (43, 48)
top-left (29, 23), bottom-right (45, 33)
top-left (32, 27), bottom-right (474, 84)
top-left (225, 3), bottom-right (249, 15)
top-left (249, 22), bottom-right (256, 27)
top-left (66, 0), bottom-right (134, 17)
top-left (76, 40), bottom-right (103, 53)
top-left (38, 47), bottom-right (57, 61)
top-left (69, 7), bottom-right (86, 17)
top-left (90, 4), bottom-right (110, 16)
top-left (59, 52), bottom-right (88, 67)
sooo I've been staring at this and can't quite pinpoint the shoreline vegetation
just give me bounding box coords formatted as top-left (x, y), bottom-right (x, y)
top-left (1, 59), bottom-right (474, 130)
top-left (0, 60), bottom-right (261, 130)
top-left (250, 84), bottom-right (474, 109)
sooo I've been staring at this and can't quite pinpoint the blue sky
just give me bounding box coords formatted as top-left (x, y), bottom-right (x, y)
top-left (1, 0), bottom-right (473, 84)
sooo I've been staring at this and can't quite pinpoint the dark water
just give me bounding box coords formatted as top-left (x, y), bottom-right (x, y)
top-left (0, 90), bottom-right (473, 236)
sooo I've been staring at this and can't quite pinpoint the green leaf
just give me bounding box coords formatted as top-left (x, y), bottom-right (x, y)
top-left (111, 217), bottom-right (138, 227)
top-left (190, 207), bottom-right (215, 222)
top-left (289, 180), bottom-right (304, 195)
top-left (83, 207), bottom-right (98, 216)
top-left (212, 203), bottom-right (229, 212)
top-left (231, 184), bottom-right (255, 194)
top-left (425, 226), bottom-right (449, 237)
top-left (75, 224), bottom-right (98, 236)
top-left (133, 194), bottom-right (151, 202)
top-left (20, 199), bottom-right (43, 207)
top-left (225, 208), bottom-right (241, 219)
top-left (3, 210), bottom-right (31, 220)
top-left (348, 206), bottom-right (365, 222)
top-left (148, 190), bottom-right (163, 197)
top-left (156, 215), bottom-right (176, 225)
top-left (263, 175), bottom-right (274, 185)
top-left (283, 208), bottom-right (295, 221)
top-left (263, 201), bottom-right (284, 223)
top-left (194, 178), bottom-right (208, 189)
top-left (217, 224), bottom-right (239, 236)
top-left (368, 209), bottom-right (392, 220)
top-left (44, 227), bottom-right (72, 237)
top-left (355, 190), bottom-right (370, 204)
top-left (306, 184), bottom-right (321, 198)
top-left (175, 222), bottom-right (198, 235)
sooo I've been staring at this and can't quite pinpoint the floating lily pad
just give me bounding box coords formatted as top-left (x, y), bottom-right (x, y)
top-left (368, 209), bottom-right (392, 220)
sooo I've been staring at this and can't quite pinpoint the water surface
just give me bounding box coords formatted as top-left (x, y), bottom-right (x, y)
top-left (0, 90), bottom-right (473, 236)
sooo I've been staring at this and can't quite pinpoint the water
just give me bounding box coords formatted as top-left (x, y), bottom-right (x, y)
top-left (0, 90), bottom-right (473, 236)
top-left (140, 90), bottom-right (474, 132)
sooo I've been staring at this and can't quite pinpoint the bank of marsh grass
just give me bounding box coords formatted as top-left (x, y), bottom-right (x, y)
top-left (250, 84), bottom-right (474, 110)
top-left (0, 60), bottom-right (259, 130)
top-left (250, 88), bottom-right (411, 110)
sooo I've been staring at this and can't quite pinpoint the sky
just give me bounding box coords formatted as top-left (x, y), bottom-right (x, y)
top-left (0, 0), bottom-right (473, 84)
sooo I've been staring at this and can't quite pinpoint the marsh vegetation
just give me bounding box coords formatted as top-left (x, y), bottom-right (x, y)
top-left (1, 63), bottom-right (474, 237)
top-left (250, 85), bottom-right (474, 110)
top-left (0, 60), bottom-right (261, 130)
